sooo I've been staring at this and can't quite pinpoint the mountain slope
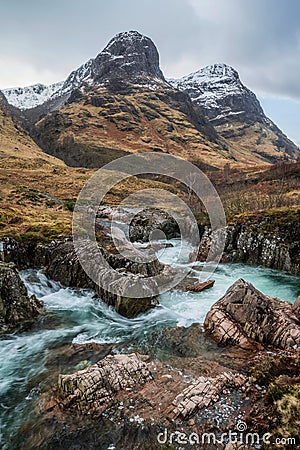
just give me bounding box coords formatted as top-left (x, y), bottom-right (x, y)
top-left (0, 89), bottom-right (176, 241)
top-left (0, 91), bottom-right (66, 169)
top-left (169, 64), bottom-right (299, 162)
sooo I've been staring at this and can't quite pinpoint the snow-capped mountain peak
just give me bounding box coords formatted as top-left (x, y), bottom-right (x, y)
top-left (169, 63), bottom-right (263, 120)
top-left (2, 58), bottom-right (95, 111)
top-left (3, 30), bottom-right (165, 110)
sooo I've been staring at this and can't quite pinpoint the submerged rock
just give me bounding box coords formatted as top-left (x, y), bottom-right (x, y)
top-left (0, 262), bottom-right (44, 332)
top-left (204, 279), bottom-right (300, 350)
top-left (159, 323), bottom-right (214, 357)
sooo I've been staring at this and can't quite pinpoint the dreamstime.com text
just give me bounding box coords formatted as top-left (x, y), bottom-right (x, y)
top-left (157, 422), bottom-right (296, 447)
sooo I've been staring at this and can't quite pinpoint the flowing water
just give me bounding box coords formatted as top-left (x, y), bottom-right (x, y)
top-left (0, 238), bottom-right (299, 448)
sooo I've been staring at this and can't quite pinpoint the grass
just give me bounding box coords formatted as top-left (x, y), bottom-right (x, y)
top-left (0, 165), bottom-right (182, 244)
top-left (250, 351), bottom-right (300, 449)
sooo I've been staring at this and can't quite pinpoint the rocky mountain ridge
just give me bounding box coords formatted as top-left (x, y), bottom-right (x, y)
top-left (169, 63), bottom-right (261, 121)
top-left (3, 31), bottom-right (166, 110)
top-left (170, 63), bottom-right (299, 161)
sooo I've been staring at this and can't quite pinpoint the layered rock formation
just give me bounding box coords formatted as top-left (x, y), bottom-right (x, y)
top-left (167, 370), bottom-right (247, 420)
top-left (0, 236), bottom-right (163, 318)
top-left (58, 350), bottom-right (248, 423)
top-left (0, 262), bottom-right (44, 332)
top-left (59, 353), bottom-right (153, 414)
top-left (196, 208), bottom-right (300, 276)
top-left (204, 279), bottom-right (300, 350)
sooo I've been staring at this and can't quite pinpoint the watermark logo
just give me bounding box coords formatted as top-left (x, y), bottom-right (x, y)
top-left (236, 419), bottom-right (247, 432)
top-left (157, 422), bottom-right (296, 447)
top-left (72, 152), bottom-right (226, 298)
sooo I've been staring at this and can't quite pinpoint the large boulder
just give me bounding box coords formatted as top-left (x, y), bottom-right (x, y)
top-left (0, 236), bottom-right (163, 318)
top-left (0, 262), bottom-right (44, 332)
top-left (58, 353), bottom-right (153, 415)
top-left (204, 279), bottom-right (300, 350)
top-left (40, 239), bottom-right (162, 318)
top-left (128, 208), bottom-right (180, 243)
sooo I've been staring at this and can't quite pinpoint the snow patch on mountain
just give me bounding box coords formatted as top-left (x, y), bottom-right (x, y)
top-left (106, 30), bottom-right (147, 49)
top-left (62, 59), bottom-right (94, 91)
top-left (3, 81), bottom-right (64, 110)
top-left (3, 58), bottom-right (95, 110)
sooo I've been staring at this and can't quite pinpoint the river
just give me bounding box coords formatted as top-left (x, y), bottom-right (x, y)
top-left (0, 238), bottom-right (299, 448)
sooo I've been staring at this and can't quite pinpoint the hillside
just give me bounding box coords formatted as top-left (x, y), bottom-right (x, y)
top-left (0, 91), bottom-right (65, 169)
top-left (0, 89), bottom-right (177, 241)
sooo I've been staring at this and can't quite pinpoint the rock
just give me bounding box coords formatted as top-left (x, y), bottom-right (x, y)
top-left (0, 237), bottom-right (163, 318)
top-left (46, 342), bottom-right (114, 371)
top-left (0, 262), bottom-right (44, 332)
top-left (97, 206), bottom-right (180, 243)
top-left (185, 279), bottom-right (215, 292)
top-left (91, 30), bottom-right (165, 85)
top-left (166, 370), bottom-right (247, 420)
top-left (128, 208), bottom-right (180, 243)
top-left (251, 350), bottom-right (300, 385)
top-left (159, 323), bottom-right (213, 357)
top-left (225, 443), bottom-right (252, 450)
top-left (204, 279), bottom-right (300, 350)
top-left (47, 239), bottom-right (162, 318)
top-left (293, 296), bottom-right (300, 319)
top-left (195, 209), bottom-right (300, 276)
top-left (58, 353), bottom-right (153, 415)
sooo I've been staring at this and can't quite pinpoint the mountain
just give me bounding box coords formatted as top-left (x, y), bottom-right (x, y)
top-left (0, 88), bottom-right (176, 242)
top-left (25, 31), bottom-right (234, 169)
top-left (3, 32), bottom-right (299, 168)
top-left (169, 64), bottom-right (299, 162)
top-left (2, 30), bottom-right (165, 111)
top-left (0, 90), bottom-right (65, 169)
top-left (2, 59), bottom-right (94, 111)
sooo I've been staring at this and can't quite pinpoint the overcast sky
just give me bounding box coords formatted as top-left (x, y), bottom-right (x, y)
top-left (1, 0), bottom-right (299, 145)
